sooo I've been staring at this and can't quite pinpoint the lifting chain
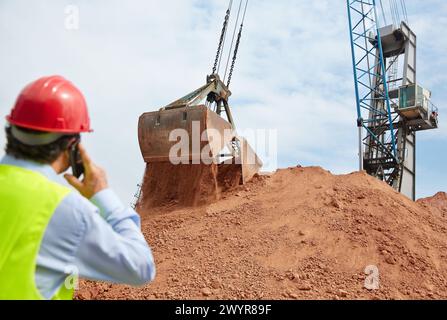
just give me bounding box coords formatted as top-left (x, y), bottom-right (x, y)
top-left (226, 24), bottom-right (242, 88)
top-left (212, 2), bottom-right (233, 75)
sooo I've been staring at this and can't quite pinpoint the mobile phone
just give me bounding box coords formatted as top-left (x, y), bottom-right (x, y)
top-left (69, 141), bottom-right (84, 178)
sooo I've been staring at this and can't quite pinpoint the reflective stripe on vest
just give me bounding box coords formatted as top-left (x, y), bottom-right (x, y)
top-left (0, 164), bottom-right (73, 300)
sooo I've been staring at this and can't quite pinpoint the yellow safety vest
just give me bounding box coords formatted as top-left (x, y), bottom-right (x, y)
top-left (0, 164), bottom-right (73, 300)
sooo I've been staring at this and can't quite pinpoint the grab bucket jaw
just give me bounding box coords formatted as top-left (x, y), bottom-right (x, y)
top-left (138, 105), bottom-right (262, 184)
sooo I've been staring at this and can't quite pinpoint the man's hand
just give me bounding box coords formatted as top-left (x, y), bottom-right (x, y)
top-left (64, 143), bottom-right (108, 199)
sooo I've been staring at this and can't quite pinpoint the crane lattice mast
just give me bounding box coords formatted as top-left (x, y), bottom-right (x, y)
top-left (347, 0), bottom-right (439, 200)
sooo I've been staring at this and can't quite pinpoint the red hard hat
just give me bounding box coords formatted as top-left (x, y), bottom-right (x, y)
top-left (6, 75), bottom-right (92, 133)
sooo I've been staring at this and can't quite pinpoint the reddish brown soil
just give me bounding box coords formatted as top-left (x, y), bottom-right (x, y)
top-left (77, 166), bottom-right (447, 300)
top-left (418, 192), bottom-right (447, 216)
top-left (136, 163), bottom-right (242, 210)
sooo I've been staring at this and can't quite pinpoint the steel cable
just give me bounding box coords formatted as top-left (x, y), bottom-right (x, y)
top-left (225, 0), bottom-right (249, 88)
top-left (224, 0), bottom-right (243, 83)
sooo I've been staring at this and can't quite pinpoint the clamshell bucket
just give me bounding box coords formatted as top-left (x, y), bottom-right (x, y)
top-left (136, 74), bottom-right (262, 208)
top-left (138, 105), bottom-right (262, 181)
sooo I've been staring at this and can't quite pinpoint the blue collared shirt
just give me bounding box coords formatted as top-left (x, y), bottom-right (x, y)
top-left (0, 154), bottom-right (156, 299)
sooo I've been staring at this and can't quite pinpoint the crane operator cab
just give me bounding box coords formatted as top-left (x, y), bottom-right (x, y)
top-left (397, 83), bottom-right (439, 131)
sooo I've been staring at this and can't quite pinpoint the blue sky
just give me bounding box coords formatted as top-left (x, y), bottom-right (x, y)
top-left (0, 0), bottom-right (445, 203)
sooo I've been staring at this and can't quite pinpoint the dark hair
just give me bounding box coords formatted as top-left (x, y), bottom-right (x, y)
top-left (5, 126), bottom-right (79, 164)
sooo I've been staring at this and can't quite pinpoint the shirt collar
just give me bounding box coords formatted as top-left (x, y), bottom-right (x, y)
top-left (0, 154), bottom-right (59, 181)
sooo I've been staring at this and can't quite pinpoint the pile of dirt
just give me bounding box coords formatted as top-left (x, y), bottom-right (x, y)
top-left (136, 162), bottom-right (242, 210)
top-left (77, 166), bottom-right (447, 300)
top-left (418, 192), bottom-right (447, 216)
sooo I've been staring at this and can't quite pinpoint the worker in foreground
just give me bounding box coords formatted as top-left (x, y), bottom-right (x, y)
top-left (0, 76), bottom-right (155, 300)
